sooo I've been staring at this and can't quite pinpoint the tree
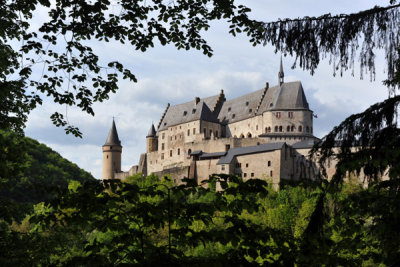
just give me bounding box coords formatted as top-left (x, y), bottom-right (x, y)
top-left (1, 0), bottom-right (264, 136)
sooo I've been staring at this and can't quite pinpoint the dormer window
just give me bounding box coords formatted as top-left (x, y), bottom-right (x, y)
top-left (269, 103), bottom-right (273, 107)
top-left (183, 111), bottom-right (187, 116)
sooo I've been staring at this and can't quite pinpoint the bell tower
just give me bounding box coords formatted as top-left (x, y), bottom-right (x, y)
top-left (102, 119), bottom-right (122, 180)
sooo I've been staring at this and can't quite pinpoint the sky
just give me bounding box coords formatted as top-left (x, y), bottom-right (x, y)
top-left (24, 0), bottom-right (392, 179)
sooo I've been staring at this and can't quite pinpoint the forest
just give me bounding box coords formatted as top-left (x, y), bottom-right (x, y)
top-left (1, 171), bottom-right (399, 266)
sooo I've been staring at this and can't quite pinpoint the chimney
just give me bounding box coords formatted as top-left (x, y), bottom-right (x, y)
top-left (194, 97), bottom-right (200, 106)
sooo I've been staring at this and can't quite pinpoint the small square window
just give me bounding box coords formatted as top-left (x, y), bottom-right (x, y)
top-left (246, 163), bottom-right (249, 168)
top-left (244, 173), bottom-right (247, 178)
top-left (251, 173), bottom-right (254, 177)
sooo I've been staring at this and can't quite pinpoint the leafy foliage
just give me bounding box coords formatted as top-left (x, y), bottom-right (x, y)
top-left (1, 0), bottom-right (263, 136)
top-left (0, 130), bottom-right (94, 221)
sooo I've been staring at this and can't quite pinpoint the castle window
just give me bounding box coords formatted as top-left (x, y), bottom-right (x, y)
top-left (228, 107), bottom-right (231, 112)
top-left (291, 125), bottom-right (295, 132)
top-left (249, 109), bottom-right (252, 113)
top-left (177, 148), bottom-right (180, 155)
top-left (215, 131), bottom-right (218, 137)
top-left (247, 133), bottom-right (252, 138)
top-left (274, 126), bottom-right (278, 132)
top-left (193, 128), bottom-right (196, 135)
top-left (170, 136), bottom-right (172, 141)
top-left (187, 129), bottom-right (190, 136)
top-left (240, 134), bottom-right (244, 138)
top-left (279, 126), bottom-right (283, 132)
top-left (276, 112), bottom-right (281, 119)
top-left (288, 112), bottom-right (293, 118)
top-left (235, 163), bottom-right (241, 168)
top-left (210, 129), bottom-right (213, 136)
top-left (225, 144), bottom-right (230, 151)
top-left (268, 161), bottom-right (271, 166)
top-left (164, 122), bottom-right (167, 126)
top-left (183, 111), bottom-right (187, 116)
top-left (192, 109), bottom-right (196, 114)
top-left (188, 149), bottom-right (192, 155)
top-left (270, 170), bottom-right (273, 177)
top-left (106, 155), bottom-right (109, 159)
top-left (170, 150), bottom-right (172, 157)
top-left (251, 173), bottom-right (254, 177)
top-left (221, 165), bottom-right (225, 171)
top-left (269, 103), bottom-right (273, 107)
top-left (203, 128), bottom-right (206, 136)
top-left (306, 126), bottom-right (310, 133)
top-left (161, 143), bottom-right (165, 150)
top-left (232, 114), bottom-right (235, 119)
top-left (246, 163), bottom-right (249, 168)
top-left (175, 136), bottom-right (177, 140)
top-left (287, 125), bottom-right (290, 132)
top-left (256, 125), bottom-right (258, 130)
top-left (244, 173), bottom-right (247, 178)
top-left (161, 153), bottom-right (164, 160)
top-left (162, 133), bottom-right (165, 139)
top-left (110, 146), bottom-right (112, 149)
top-left (246, 101), bottom-right (249, 106)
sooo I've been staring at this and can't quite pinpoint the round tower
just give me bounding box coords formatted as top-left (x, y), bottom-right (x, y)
top-left (102, 119), bottom-right (122, 180)
top-left (146, 123), bottom-right (158, 153)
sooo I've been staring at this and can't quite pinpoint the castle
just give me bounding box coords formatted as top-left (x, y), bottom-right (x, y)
top-left (102, 59), bottom-right (324, 186)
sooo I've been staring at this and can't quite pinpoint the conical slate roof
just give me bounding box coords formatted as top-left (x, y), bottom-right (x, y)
top-left (146, 123), bottom-right (156, 137)
top-left (104, 119), bottom-right (121, 146)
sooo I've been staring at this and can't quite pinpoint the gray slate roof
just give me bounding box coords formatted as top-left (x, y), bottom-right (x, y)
top-left (199, 151), bottom-right (227, 159)
top-left (257, 81), bottom-right (309, 114)
top-left (104, 120), bottom-right (121, 146)
top-left (147, 124), bottom-right (156, 137)
top-left (218, 89), bottom-right (264, 124)
top-left (158, 95), bottom-right (220, 131)
top-left (292, 139), bottom-right (321, 149)
top-left (217, 142), bottom-right (285, 165)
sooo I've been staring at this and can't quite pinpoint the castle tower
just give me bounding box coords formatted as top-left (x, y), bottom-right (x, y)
top-left (278, 56), bottom-right (284, 86)
top-left (102, 119), bottom-right (122, 180)
top-left (146, 123), bottom-right (158, 153)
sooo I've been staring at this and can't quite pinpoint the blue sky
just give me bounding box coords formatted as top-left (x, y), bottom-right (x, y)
top-left (25, 0), bottom-right (391, 178)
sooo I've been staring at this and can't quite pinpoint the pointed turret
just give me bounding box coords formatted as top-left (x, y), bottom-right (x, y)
top-left (102, 119), bottom-right (122, 180)
top-left (146, 123), bottom-right (158, 153)
top-left (104, 119), bottom-right (121, 146)
top-left (146, 123), bottom-right (157, 138)
top-left (278, 56), bottom-right (284, 86)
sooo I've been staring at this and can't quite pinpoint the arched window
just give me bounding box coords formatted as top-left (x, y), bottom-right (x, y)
top-left (306, 126), bottom-right (309, 133)
top-left (279, 126), bottom-right (283, 132)
top-left (286, 125), bottom-right (290, 132)
top-left (188, 149), bottom-right (192, 155)
top-left (311, 127), bottom-right (313, 134)
top-left (247, 133), bottom-right (252, 138)
top-left (240, 134), bottom-right (245, 138)
top-left (291, 125), bottom-right (295, 132)
top-left (299, 126), bottom-right (303, 132)
top-left (275, 126), bottom-right (278, 132)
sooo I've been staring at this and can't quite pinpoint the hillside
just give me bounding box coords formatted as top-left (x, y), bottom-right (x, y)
top-left (0, 132), bottom-right (95, 206)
